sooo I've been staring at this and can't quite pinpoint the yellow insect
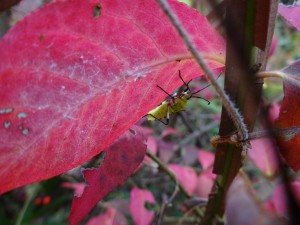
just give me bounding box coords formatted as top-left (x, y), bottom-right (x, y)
top-left (144, 70), bottom-right (211, 125)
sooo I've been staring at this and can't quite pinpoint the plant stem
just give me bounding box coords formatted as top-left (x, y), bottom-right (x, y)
top-left (146, 150), bottom-right (204, 218)
top-left (15, 183), bottom-right (40, 225)
top-left (203, 0), bottom-right (279, 223)
top-left (156, 0), bottom-right (249, 141)
top-left (256, 71), bottom-right (285, 79)
top-left (211, 126), bottom-right (300, 146)
top-left (146, 150), bottom-right (189, 196)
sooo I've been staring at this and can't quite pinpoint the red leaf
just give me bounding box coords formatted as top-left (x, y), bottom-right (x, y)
top-left (129, 187), bottom-right (155, 225)
top-left (197, 150), bottom-right (215, 170)
top-left (268, 103), bottom-right (280, 123)
top-left (146, 136), bottom-right (158, 156)
top-left (275, 60), bottom-right (300, 171)
top-left (0, 0), bottom-right (225, 194)
top-left (194, 172), bottom-right (214, 198)
top-left (168, 164), bottom-right (197, 195)
top-left (195, 150), bottom-right (215, 198)
top-left (144, 136), bottom-right (158, 164)
top-left (249, 138), bottom-right (278, 177)
top-left (69, 127), bottom-right (146, 225)
top-left (278, 4), bottom-right (300, 32)
top-left (62, 182), bottom-right (85, 196)
top-left (157, 141), bottom-right (177, 162)
top-left (268, 36), bottom-right (278, 59)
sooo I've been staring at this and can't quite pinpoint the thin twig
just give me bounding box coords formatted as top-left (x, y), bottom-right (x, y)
top-left (178, 112), bottom-right (195, 133)
top-left (177, 203), bottom-right (202, 225)
top-left (211, 126), bottom-right (300, 146)
top-left (250, 126), bottom-right (300, 140)
top-left (146, 150), bottom-right (204, 218)
top-left (157, 194), bottom-right (168, 225)
top-left (173, 123), bottom-right (217, 152)
top-left (157, 0), bottom-right (249, 141)
top-left (146, 150), bottom-right (190, 196)
top-left (157, 179), bottom-right (179, 225)
top-left (168, 177), bottom-right (180, 206)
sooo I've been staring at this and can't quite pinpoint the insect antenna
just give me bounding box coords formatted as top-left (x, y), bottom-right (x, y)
top-left (156, 85), bottom-right (174, 99)
top-left (191, 83), bottom-right (211, 96)
top-left (178, 70), bottom-right (192, 92)
top-left (190, 73), bottom-right (222, 104)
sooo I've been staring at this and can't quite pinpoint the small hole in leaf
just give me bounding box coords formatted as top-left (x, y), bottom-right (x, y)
top-left (93, 4), bottom-right (102, 18)
top-left (144, 201), bottom-right (156, 211)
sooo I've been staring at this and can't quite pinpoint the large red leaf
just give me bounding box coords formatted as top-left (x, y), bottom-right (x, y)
top-left (70, 127), bottom-right (147, 225)
top-left (0, 0), bottom-right (225, 194)
top-left (275, 60), bottom-right (300, 171)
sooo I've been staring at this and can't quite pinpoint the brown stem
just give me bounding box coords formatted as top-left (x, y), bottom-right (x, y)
top-left (212, 126), bottom-right (300, 146)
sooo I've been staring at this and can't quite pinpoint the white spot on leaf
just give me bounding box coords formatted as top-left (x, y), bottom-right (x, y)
top-left (17, 112), bottom-right (28, 119)
top-left (22, 128), bottom-right (29, 135)
top-left (4, 121), bottom-right (11, 129)
top-left (18, 124), bottom-right (29, 135)
top-left (0, 107), bottom-right (14, 114)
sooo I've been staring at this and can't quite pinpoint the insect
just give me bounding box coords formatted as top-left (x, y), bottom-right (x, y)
top-left (144, 70), bottom-right (212, 125)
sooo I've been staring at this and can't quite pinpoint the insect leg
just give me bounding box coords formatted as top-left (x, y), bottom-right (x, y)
top-left (165, 104), bottom-right (170, 125)
top-left (190, 96), bottom-right (211, 105)
top-left (143, 114), bottom-right (169, 125)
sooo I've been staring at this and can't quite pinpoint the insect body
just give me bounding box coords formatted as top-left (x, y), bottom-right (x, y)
top-left (147, 92), bottom-right (191, 121)
top-left (144, 71), bottom-right (210, 125)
